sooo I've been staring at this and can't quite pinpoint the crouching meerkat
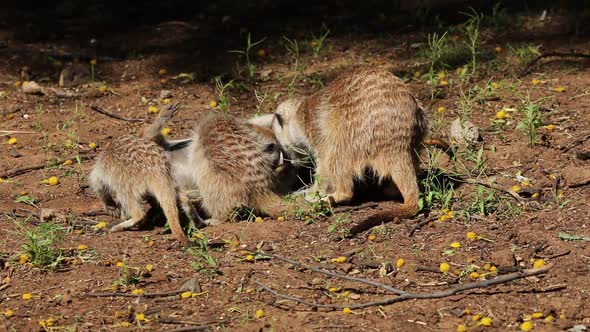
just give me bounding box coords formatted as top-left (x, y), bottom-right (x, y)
top-left (89, 134), bottom-right (193, 244)
top-left (252, 67), bottom-right (432, 223)
top-left (187, 113), bottom-right (293, 225)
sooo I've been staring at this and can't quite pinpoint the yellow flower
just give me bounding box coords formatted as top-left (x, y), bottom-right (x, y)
top-left (162, 98), bottom-right (171, 104)
top-left (480, 317), bottom-right (492, 326)
top-left (437, 106), bottom-right (446, 113)
top-left (148, 106), bottom-right (159, 114)
top-left (62, 159), bottom-right (73, 166)
top-left (209, 100), bottom-right (217, 108)
top-left (491, 82), bottom-right (499, 89)
top-left (117, 322), bottom-right (131, 327)
top-left (489, 266), bottom-right (497, 272)
top-left (257, 49), bottom-right (266, 57)
top-left (368, 234), bottom-right (376, 241)
top-left (4, 309), bottom-right (14, 317)
top-left (331, 256), bottom-right (347, 263)
top-left (158, 68), bottom-right (167, 75)
top-left (466, 258), bottom-right (475, 263)
top-left (98, 85), bottom-right (107, 93)
top-left (88, 142), bottom-right (97, 149)
top-left (472, 314), bottom-right (481, 321)
top-left (131, 289), bottom-right (145, 295)
top-left (145, 264), bottom-right (154, 272)
top-left (450, 242), bottom-right (461, 249)
top-left (531, 79), bottom-right (541, 85)
top-left (511, 185), bottom-right (521, 192)
top-left (77, 244), bottom-right (88, 250)
top-left (414, 71), bottom-right (422, 78)
top-left (148, 240), bottom-right (155, 246)
top-left (439, 262), bottom-right (450, 273)
top-left (532, 312), bottom-right (543, 319)
top-left (277, 216), bottom-right (285, 221)
top-left (521, 321), bottom-right (534, 331)
top-left (342, 307), bottom-right (352, 314)
top-left (42, 176), bottom-right (59, 186)
top-left (544, 315), bottom-right (554, 322)
top-left (533, 259), bottom-right (545, 268)
top-left (114, 311), bottom-right (123, 318)
top-left (245, 255), bottom-right (255, 261)
top-left (469, 272), bottom-right (480, 279)
top-left (464, 308), bottom-right (472, 315)
top-left (544, 124), bottom-right (555, 131)
top-left (94, 221), bottom-right (107, 229)
top-left (437, 71), bottom-right (446, 80)
top-left (7, 137), bottom-right (17, 145)
top-left (116, 261), bottom-right (125, 268)
top-left (495, 46), bottom-right (502, 53)
top-left (559, 314), bottom-right (566, 319)
top-left (255, 217), bottom-right (263, 222)
top-left (19, 255), bottom-right (28, 265)
top-left (22, 293), bottom-right (33, 300)
top-left (457, 324), bottom-right (467, 332)
top-left (90, 59), bottom-right (97, 65)
top-left (135, 313), bottom-right (148, 322)
top-left (341, 290), bottom-right (351, 296)
top-left (255, 309), bottom-right (265, 318)
top-left (554, 86), bottom-right (566, 93)
top-left (161, 127), bottom-right (171, 136)
top-left (466, 231), bottom-right (477, 240)
top-left (396, 258), bottom-right (405, 268)
top-left (439, 80), bottom-right (449, 86)
top-left (328, 287), bottom-right (340, 292)
top-left (181, 291), bottom-right (192, 299)
top-left (496, 110), bottom-right (508, 120)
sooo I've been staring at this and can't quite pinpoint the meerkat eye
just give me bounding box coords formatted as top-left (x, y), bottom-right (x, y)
top-left (274, 114), bottom-right (284, 128)
top-left (264, 143), bottom-right (276, 152)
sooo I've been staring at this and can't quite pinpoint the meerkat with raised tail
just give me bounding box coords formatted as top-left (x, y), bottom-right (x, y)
top-left (253, 67), bottom-right (445, 224)
top-left (89, 134), bottom-right (193, 244)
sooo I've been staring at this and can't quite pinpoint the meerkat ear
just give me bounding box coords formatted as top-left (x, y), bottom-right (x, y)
top-left (247, 114), bottom-right (274, 128)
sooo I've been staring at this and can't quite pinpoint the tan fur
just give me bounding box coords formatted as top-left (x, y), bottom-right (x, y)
top-left (188, 114), bottom-right (291, 224)
top-left (268, 67), bottom-right (428, 221)
top-left (89, 135), bottom-right (190, 244)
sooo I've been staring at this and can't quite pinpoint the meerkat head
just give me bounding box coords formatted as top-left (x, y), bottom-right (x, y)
top-left (248, 124), bottom-right (290, 172)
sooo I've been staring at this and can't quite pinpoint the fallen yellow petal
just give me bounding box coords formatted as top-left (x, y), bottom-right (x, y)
top-left (466, 232), bottom-right (477, 240)
top-left (521, 321), bottom-right (534, 331)
top-left (145, 264), bottom-right (154, 272)
top-left (439, 262), bottom-right (450, 273)
top-left (116, 261), bottom-right (125, 268)
top-left (19, 255), bottom-right (28, 265)
top-left (342, 307), bottom-right (352, 314)
top-left (480, 317), bottom-right (492, 326)
top-left (4, 309), bottom-right (14, 317)
top-left (396, 258), bottom-right (405, 268)
top-left (159, 68), bottom-right (167, 75)
top-left (161, 127), bottom-right (171, 136)
top-left (368, 234), bottom-right (376, 241)
top-left (533, 259), bottom-right (545, 268)
top-left (88, 142), bottom-right (97, 149)
top-left (457, 324), bottom-right (467, 332)
top-left (181, 291), bottom-right (192, 299)
top-left (439, 80), bottom-right (449, 86)
top-left (148, 106), bottom-right (159, 114)
top-left (77, 244), bottom-right (88, 250)
top-left (255, 309), bottom-right (265, 318)
top-left (94, 221), bottom-right (108, 229)
top-left (7, 137), bottom-right (17, 145)
top-left (332, 256), bottom-right (347, 263)
top-left (209, 100), bottom-right (217, 108)
top-left (245, 255), bottom-right (255, 261)
top-left (277, 216), bottom-right (285, 221)
top-left (450, 242), bottom-right (461, 249)
top-left (131, 289), bottom-right (145, 295)
top-left (554, 86), bottom-right (566, 93)
top-left (22, 293), bottom-right (33, 300)
top-left (437, 106), bottom-right (446, 113)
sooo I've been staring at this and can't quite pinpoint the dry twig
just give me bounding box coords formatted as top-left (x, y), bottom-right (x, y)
top-left (519, 52), bottom-right (590, 77)
top-left (256, 264), bottom-right (553, 310)
top-left (89, 104), bottom-right (143, 122)
top-left (1, 154), bottom-right (96, 179)
top-left (86, 289), bottom-right (184, 298)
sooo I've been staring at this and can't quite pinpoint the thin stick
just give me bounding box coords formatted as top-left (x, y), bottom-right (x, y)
top-left (408, 216), bottom-right (438, 236)
top-left (89, 104), bottom-right (143, 122)
top-left (85, 289), bottom-right (184, 298)
top-left (561, 131), bottom-right (590, 152)
top-left (157, 318), bottom-right (228, 326)
top-left (260, 251), bottom-right (406, 295)
top-left (454, 177), bottom-right (523, 202)
top-left (1, 154), bottom-right (95, 179)
top-left (519, 52), bottom-right (590, 77)
top-left (256, 264), bottom-right (552, 310)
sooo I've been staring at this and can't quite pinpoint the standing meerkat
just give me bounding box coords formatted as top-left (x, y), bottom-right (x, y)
top-left (89, 134), bottom-right (193, 244)
top-left (187, 113), bottom-right (293, 224)
top-left (253, 67), bottom-right (431, 223)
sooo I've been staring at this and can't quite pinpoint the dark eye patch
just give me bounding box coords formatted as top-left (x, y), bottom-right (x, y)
top-left (274, 113), bottom-right (284, 128)
top-left (264, 143), bottom-right (276, 153)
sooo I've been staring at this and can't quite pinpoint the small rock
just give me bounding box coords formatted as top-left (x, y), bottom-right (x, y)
top-left (21, 81), bottom-right (43, 94)
top-left (450, 118), bottom-right (480, 145)
top-left (180, 277), bottom-right (202, 293)
top-left (567, 324), bottom-right (587, 332)
top-left (339, 263), bottom-right (354, 273)
top-left (159, 90), bottom-right (173, 99)
top-left (9, 148), bottom-right (22, 158)
top-left (561, 165), bottom-right (590, 188)
top-left (491, 248), bottom-right (515, 267)
top-left (40, 209), bottom-right (66, 223)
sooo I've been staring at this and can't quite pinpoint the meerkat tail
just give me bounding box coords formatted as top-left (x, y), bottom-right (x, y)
top-left (141, 103), bottom-right (183, 147)
top-left (151, 183), bottom-right (190, 244)
top-left (348, 199), bottom-right (418, 236)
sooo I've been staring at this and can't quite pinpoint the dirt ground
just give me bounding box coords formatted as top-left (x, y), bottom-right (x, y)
top-left (1, 3), bottom-right (590, 331)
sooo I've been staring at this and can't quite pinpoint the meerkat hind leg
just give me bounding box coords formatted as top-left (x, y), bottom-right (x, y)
top-left (109, 195), bottom-right (146, 232)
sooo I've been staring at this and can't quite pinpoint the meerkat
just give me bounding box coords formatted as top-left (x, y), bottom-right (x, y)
top-left (184, 113), bottom-right (296, 224)
top-left (89, 135), bottom-right (193, 244)
top-left (252, 66), bottom-right (438, 224)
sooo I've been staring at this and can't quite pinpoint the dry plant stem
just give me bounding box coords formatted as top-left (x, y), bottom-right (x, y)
top-left (86, 289), bottom-right (184, 298)
top-left (0, 154), bottom-right (96, 179)
top-left (561, 131), bottom-right (590, 152)
top-left (157, 317), bottom-right (229, 326)
top-left (455, 177), bottom-right (523, 202)
top-left (89, 104), bottom-right (143, 122)
top-left (159, 327), bottom-right (212, 332)
top-left (256, 264), bottom-right (552, 310)
top-left (519, 52), bottom-right (590, 77)
top-left (408, 216), bottom-right (438, 236)
top-left (260, 251), bottom-right (406, 295)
